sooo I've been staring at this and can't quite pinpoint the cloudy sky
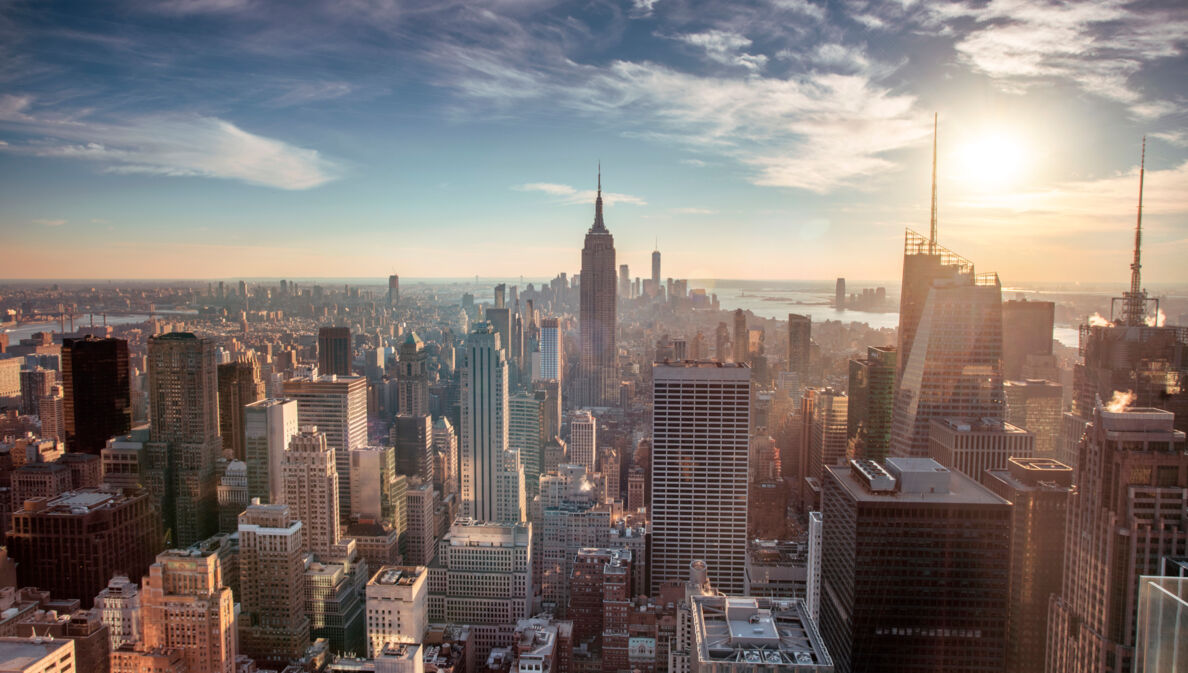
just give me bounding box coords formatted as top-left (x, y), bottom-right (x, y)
top-left (1, 0), bottom-right (1185, 284)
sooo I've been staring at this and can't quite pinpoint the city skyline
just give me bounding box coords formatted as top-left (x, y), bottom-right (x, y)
top-left (1, 1), bottom-right (1186, 283)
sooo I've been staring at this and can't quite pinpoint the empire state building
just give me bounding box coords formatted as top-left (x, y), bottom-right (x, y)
top-left (580, 170), bottom-right (618, 407)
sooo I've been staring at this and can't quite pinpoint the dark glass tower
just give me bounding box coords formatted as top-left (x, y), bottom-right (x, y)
top-left (62, 336), bottom-right (131, 454)
top-left (317, 326), bottom-right (352, 377)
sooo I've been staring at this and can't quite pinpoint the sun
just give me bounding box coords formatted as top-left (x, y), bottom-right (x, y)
top-left (952, 129), bottom-right (1027, 190)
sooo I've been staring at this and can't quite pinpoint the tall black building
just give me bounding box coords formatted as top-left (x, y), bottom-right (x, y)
top-left (317, 326), bottom-right (352, 377)
top-left (62, 336), bottom-right (131, 454)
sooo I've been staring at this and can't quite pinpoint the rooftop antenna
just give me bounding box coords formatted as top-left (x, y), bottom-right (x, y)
top-left (1113, 137), bottom-right (1156, 327)
top-left (929, 112), bottom-right (938, 254)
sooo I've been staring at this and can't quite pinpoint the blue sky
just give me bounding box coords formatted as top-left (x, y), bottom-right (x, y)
top-left (0, 0), bottom-right (1185, 283)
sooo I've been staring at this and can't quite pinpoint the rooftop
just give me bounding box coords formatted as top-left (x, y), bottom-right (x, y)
top-left (0, 637), bottom-right (74, 670)
top-left (932, 417), bottom-right (1030, 434)
top-left (370, 566), bottom-right (425, 586)
top-left (831, 459), bottom-right (1009, 505)
top-left (692, 596), bottom-right (831, 670)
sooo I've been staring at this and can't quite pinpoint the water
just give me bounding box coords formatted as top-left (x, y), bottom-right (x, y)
top-left (708, 282), bottom-right (1081, 348)
top-left (1, 313), bottom-right (169, 342)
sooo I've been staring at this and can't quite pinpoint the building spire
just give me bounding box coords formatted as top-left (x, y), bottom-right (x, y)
top-left (1122, 137), bottom-right (1148, 327)
top-left (592, 162), bottom-right (607, 232)
top-left (929, 112), bottom-right (938, 254)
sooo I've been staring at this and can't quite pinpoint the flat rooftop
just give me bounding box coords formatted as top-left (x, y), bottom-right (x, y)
top-left (692, 596), bottom-right (831, 670)
top-left (828, 462), bottom-right (1010, 506)
top-left (370, 566), bottom-right (425, 586)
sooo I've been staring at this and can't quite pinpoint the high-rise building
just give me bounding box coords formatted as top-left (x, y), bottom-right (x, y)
top-left (318, 327), bottom-right (353, 377)
top-left (1047, 404), bottom-right (1187, 673)
top-left (651, 247), bottom-right (661, 293)
top-left (805, 388), bottom-right (848, 511)
top-left (281, 427), bottom-right (343, 558)
top-left (787, 314), bottom-right (811, 377)
top-left (579, 171), bottom-right (617, 407)
top-left (432, 417), bottom-right (459, 497)
top-left (0, 638), bottom-right (76, 673)
top-left (7, 489), bottom-right (161, 609)
top-left (682, 590), bottom-right (833, 673)
top-left (1004, 379), bottom-right (1063, 459)
top-left (397, 332), bottom-right (429, 416)
top-left (350, 445), bottom-right (397, 523)
top-left (846, 346), bottom-right (896, 461)
top-left (388, 274), bottom-right (400, 308)
top-left (537, 318), bottom-right (562, 383)
top-left (568, 410), bottom-right (596, 474)
top-left (485, 307), bottom-right (511, 358)
top-left (428, 519), bottom-right (533, 629)
top-left (732, 309), bottom-right (748, 364)
top-left (890, 262), bottom-right (1004, 458)
top-left (508, 391), bottom-right (546, 499)
top-left (394, 414), bottom-right (434, 485)
top-left (535, 464), bottom-right (616, 612)
top-left (927, 417), bottom-right (1034, 484)
top-left (146, 332), bottom-right (222, 547)
top-left (404, 479), bottom-right (437, 566)
top-left (39, 384), bottom-right (65, 442)
top-left (216, 358), bottom-right (264, 461)
top-left (95, 574), bottom-right (141, 650)
top-left (141, 547), bottom-right (236, 673)
top-left (237, 501), bottom-right (310, 665)
top-left (19, 367), bottom-right (54, 417)
top-left (366, 566), bottom-right (428, 657)
top-left (619, 265), bottom-right (630, 299)
top-left (568, 547), bottom-right (631, 647)
top-left (461, 323), bottom-right (509, 522)
top-left (835, 277), bottom-right (846, 309)
top-left (493, 447), bottom-right (526, 524)
top-left (1002, 299), bottom-right (1055, 380)
top-left (984, 457), bottom-right (1073, 673)
top-left (651, 361), bottom-right (750, 595)
top-left (820, 458), bottom-right (1010, 672)
top-left (216, 460), bottom-right (249, 533)
top-left (243, 398), bottom-right (298, 504)
top-left (62, 336), bottom-right (131, 454)
top-left (282, 374), bottom-right (368, 524)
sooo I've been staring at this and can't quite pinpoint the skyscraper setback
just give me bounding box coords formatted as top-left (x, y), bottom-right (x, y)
top-left (579, 170), bottom-right (617, 407)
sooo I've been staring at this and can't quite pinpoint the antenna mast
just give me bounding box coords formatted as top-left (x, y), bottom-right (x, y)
top-left (929, 113), bottom-right (938, 254)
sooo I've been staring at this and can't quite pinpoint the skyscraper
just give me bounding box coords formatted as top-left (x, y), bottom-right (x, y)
top-left (568, 410), bottom-right (596, 474)
top-left (146, 332), bottom-right (222, 547)
top-left (62, 336), bottom-right (131, 454)
top-left (394, 414), bottom-right (434, 484)
top-left (282, 374), bottom-right (368, 524)
top-left (820, 458), bottom-right (1010, 672)
top-left (846, 345), bottom-right (896, 461)
top-left (217, 358), bottom-right (264, 461)
top-left (282, 427), bottom-right (343, 558)
top-left (1004, 379), bottom-right (1063, 459)
top-left (579, 170), bottom-right (617, 407)
top-left (237, 501), bottom-right (310, 665)
top-left (732, 309), bottom-right (748, 364)
top-left (890, 261), bottom-right (1005, 458)
top-left (1001, 299), bottom-right (1055, 380)
top-left (538, 318), bottom-right (562, 383)
top-left (243, 398), bottom-right (298, 504)
top-left (619, 264), bottom-right (630, 299)
top-left (494, 447), bottom-right (526, 523)
top-left (366, 566), bottom-right (428, 658)
top-left (461, 322), bottom-right (509, 521)
top-left (1047, 403), bottom-right (1187, 673)
top-left (927, 417), bottom-right (1034, 483)
top-left (142, 548), bottom-right (237, 673)
top-left (651, 361), bottom-right (750, 594)
top-left (317, 326), bottom-right (353, 377)
top-left (984, 457), bottom-right (1073, 673)
top-left (787, 314), bottom-right (811, 377)
top-left (835, 277), bottom-right (846, 309)
top-left (508, 390), bottom-right (546, 499)
top-left (805, 388), bottom-right (847, 510)
top-left (397, 332), bottom-right (429, 416)
top-left (651, 246), bottom-right (661, 292)
top-left (388, 274), bottom-right (399, 308)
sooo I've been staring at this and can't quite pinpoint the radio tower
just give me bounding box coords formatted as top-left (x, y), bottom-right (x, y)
top-left (1121, 137), bottom-right (1149, 327)
top-left (929, 112), bottom-right (938, 254)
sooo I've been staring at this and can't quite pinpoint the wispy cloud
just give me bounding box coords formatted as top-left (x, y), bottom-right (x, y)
top-left (0, 95), bottom-right (339, 190)
top-left (681, 158), bottom-right (708, 167)
top-left (32, 218), bottom-right (66, 227)
top-left (630, 0), bottom-right (661, 19)
top-left (941, 0), bottom-right (1187, 118)
top-left (671, 207), bottom-right (716, 215)
top-left (514, 182), bottom-right (647, 206)
top-left (670, 30), bottom-right (768, 72)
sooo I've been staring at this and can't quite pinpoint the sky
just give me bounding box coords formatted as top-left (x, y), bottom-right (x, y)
top-left (0, 0), bottom-right (1186, 284)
